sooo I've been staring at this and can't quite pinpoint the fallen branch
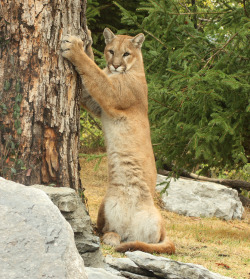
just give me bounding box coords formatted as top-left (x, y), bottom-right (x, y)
top-left (158, 169), bottom-right (250, 191)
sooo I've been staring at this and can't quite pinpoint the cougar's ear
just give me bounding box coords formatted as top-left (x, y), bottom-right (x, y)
top-left (131, 33), bottom-right (145, 48)
top-left (103, 28), bottom-right (116, 44)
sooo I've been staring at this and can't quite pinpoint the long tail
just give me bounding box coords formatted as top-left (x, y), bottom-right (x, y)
top-left (115, 235), bottom-right (175, 254)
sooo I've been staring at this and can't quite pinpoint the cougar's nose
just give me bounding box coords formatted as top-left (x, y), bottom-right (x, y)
top-left (113, 64), bottom-right (120, 69)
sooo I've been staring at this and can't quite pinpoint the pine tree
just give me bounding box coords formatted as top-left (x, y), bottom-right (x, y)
top-left (115, 0), bottom-right (250, 173)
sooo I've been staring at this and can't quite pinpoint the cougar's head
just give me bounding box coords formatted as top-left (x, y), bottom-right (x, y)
top-left (103, 28), bottom-right (145, 74)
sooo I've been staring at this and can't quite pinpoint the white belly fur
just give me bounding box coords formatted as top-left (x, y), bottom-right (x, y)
top-left (104, 192), bottom-right (161, 243)
top-left (101, 112), bottom-right (161, 243)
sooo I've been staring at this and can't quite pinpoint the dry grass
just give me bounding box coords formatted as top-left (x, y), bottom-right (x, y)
top-left (80, 155), bottom-right (250, 279)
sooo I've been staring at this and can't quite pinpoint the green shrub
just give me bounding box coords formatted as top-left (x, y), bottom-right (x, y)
top-left (116, 0), bottom-right (250, 172)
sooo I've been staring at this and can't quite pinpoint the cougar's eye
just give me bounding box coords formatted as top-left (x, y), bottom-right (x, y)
top-left (123, 52), bottom-right (130, 57)
top-left (109, 50), bottom-right (114, 55)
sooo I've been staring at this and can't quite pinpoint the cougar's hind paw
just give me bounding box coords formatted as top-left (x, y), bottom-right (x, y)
top-left (102, 232), bottom-right (121, 247)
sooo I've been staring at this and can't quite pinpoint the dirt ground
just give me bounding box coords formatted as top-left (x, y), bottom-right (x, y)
top-left (80, 155), bottom-right (250, 279)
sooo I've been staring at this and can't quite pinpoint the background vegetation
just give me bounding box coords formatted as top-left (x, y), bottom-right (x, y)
top-left (83, 0), bottom-right (250, 179)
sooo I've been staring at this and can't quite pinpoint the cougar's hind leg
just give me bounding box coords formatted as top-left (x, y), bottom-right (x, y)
top-left (103, 232), bottom-right (121, 246)
top-left (97, 199), bottom-right (106, 233)
top-left (97, 199), bottom-right (121, 246)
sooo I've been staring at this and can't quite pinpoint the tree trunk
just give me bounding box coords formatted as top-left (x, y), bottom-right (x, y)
top-left (0, 0), bottom-right (87, 191)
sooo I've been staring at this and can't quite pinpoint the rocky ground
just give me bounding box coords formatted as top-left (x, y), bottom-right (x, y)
top-left (80, 155), bottom-right (250, 279)
top-left (0, 156), bottom-right (249, 279)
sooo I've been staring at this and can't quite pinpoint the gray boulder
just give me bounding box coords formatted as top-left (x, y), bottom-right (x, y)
top-left (119, 271), bottom-right (157, 279)
top-left (86, 267), bottom-right (126, 278)
top-left (157, 174), bottom-right (243, 220)
top-left (126, 251), bottom-right (231, 279)
top-left (105, 255), bottom-right (156, 278)
top-left (0, 177), bottom-right (87, 279)
top-left (33, 184), bottom-right (104, 267)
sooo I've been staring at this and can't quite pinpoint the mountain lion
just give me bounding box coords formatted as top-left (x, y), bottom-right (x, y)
top-left (61, 28), bottom-right (175, 254)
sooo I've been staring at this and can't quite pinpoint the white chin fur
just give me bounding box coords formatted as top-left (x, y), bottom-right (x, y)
top-left (109, 65), bottom-right (124, 74)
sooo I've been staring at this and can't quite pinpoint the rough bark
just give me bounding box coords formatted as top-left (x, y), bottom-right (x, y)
top-left (0, 0), bottom-right (87, 190)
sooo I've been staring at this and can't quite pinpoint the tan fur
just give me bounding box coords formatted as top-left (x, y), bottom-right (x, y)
top-left (61, 28), bottom-right (175, 254)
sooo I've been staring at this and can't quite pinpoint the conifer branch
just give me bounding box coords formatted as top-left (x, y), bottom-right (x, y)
top-left (243, 0), bottom-right (249, 18)
top-left (113, 1), bottom-right (168, 49)
top-left (167, 11), bottom-right (230, 15)
top-left (179, 1), bottom-right (191, 13)
top-left (88, 114), bottom-right (102, 131)
top-left (141, 28), bottom-right (168, 49)
top-left (202, 32), bottom-right (238, 69)
top-left (148, 97), bottom-right (179, 112)
top-left (198, 18), bottom-right (211, 22)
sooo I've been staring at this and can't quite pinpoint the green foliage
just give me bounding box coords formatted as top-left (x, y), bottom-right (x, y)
top-left (87, 0), bottom-right (141, 52)
top-left (80, 109), bottom-right (104, 151)
top-left (0, 134), bottom-right (25, 178)
top-left (79, 153), bottom-right (107, 171)
top-left (85, 0), bottom-right (249, 173)
top-left (213, 163), bottom-right (250, 182)
top-left (114, 0), bottom-right (250, 172)
top-left (0, 79), bottom-right (24, 177)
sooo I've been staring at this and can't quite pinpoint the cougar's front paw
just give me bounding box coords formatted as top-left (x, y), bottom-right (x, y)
top-left (86, 28), bottom-right (93, 46)
top-left (61, 35), bottom-right (84, 62)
